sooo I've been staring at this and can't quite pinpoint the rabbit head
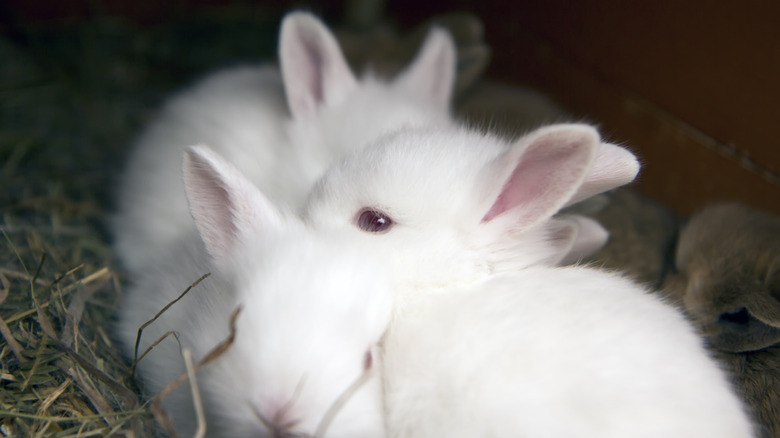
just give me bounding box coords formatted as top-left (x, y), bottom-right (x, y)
top-left (303, 123), bottom-right (638, 297)
top-left (280, 12), bottom-right (457, 167)
top-left (180, 145), bottom-right (393, 437)
top-left (664, 203), bottom-right (780, 353)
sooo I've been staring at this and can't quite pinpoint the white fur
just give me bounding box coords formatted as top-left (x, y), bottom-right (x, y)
top-left (115, 146), bottom-right (393, 437)
top-left (112, 11), bottom-right (456, 273)
top-left (382, 266), bottom-right (755, 438)
top-left (304, 123), bottom-right (638, 301)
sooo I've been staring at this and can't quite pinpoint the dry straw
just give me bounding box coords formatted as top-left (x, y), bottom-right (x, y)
top-left (0, 4), bottom-right (284, 436)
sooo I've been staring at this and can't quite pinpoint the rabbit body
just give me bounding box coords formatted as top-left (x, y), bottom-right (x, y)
top-left (716, 347), bottom-right (780, 438)
top-left (112, 12), bottom-right (456, 273)
top-left (382, 265), bottom-right (755, 438)
top-left (662, 202), bottom-right (780, 437)
top-left (115, 146), bottom-right (392, 438)
top-left (113, 67), bottom-right (291, 272)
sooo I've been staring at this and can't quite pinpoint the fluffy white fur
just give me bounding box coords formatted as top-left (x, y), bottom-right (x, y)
top-left (381, 265), bottom-right (755, 437)
top-left (112, 11), bottom-right (456, 273)
top-left (115, 146), bottom-right (393, 437)
top-left (303, 122), bottom-right (752, 436)
top-left (304, 123), bottom-right (638, 302)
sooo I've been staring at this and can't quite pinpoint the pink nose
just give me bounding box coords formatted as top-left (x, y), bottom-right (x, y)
top-left (256, 402), bottom-right (303, 438)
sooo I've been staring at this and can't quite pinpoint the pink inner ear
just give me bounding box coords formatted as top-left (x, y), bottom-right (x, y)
top-left (483, 153), bottom-right (555, 223)
top-left (481, 132), bottom-right (595, 230)
top-left (184, 152), bottom-right (242, 262)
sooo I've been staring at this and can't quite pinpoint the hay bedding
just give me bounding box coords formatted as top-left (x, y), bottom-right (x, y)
top-left (0, 4), bottom-right (321, 436)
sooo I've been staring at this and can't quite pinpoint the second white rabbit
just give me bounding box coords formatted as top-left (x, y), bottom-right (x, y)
top-left (113, 11), bottom-right (457, 273)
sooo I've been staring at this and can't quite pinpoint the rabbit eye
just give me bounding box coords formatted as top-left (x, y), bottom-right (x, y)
top-left (356, 209), bottom-right (393, 233)
top-left (363, 350), bottom-right (373, 371)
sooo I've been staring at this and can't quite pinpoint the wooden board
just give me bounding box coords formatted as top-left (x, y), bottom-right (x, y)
top-left (389, 0), bottom-right (780, 216)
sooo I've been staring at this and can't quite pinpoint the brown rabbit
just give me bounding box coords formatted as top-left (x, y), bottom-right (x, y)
top-left (662, 202), bottom-right (780, 438)
top-left (567, 188), bottom-right (679, 289)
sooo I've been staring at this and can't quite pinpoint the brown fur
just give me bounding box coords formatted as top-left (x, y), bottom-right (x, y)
top-left (714, 347), bottom-right (780, 438)
top-left (662, 202), bottom-right (780, 438)
top-left (574, 188), bottom-right (679, 288)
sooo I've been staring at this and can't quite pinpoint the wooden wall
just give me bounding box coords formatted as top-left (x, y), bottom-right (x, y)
top-left (388, 0), bottom-right (780, 216)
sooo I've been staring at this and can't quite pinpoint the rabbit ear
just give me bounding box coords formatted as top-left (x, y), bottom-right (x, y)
top-left (719, 290), bottom-right (780, 351)
top-left (737, 281), bottom-right (780, 350)
top-left (565, 143), bottom-right (640, 206)
top-left (394, 27), bottom-right (456, 109)
top-left (480, 124), bottom-right (599, 233)
top-left (546, 215), bottom-right (609, 266)
top-left (279, 12), bottom-right (358, 119)
top-left (745, 270), bottom-right (780, 326)
top-left (687, 272), bottom-right (780, 352)
top-left (712, 301), bottom-right (780, 353)
top-left (183, 145), bottom-right (284, 264)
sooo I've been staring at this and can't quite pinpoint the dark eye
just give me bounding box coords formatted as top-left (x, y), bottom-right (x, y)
top-left (356, 208), bottom-right (393, 233)
top-left (363, 350), bottom-right (373, 371)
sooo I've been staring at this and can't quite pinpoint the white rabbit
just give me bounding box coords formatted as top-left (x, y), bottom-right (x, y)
top-left (291, 121), bottom-right (751, 435)
top-left (381, 265), bottom-right (755, 438)
top-left (115, 145), bottom-right (393, 438)
top-left (112, 11), bottom-right (456, 273)
top-left (303, 123), bottom-right (639, 299)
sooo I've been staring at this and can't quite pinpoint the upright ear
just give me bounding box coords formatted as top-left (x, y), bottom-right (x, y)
top-left (565, 142), bottom-right (640, 206)
top-left (546, 215), bottom-right (609, 266)
top-left (183, 145), bottom-right (284, 265)
top-left (394, 27), bottom-right (456, 109)
top-left (480, 124), bottom-right (599, 232)
top-left (279, 12), bottom-right (358, 119)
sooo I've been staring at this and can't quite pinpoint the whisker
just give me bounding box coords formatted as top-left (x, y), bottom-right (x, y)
top-left (313, 368), bottom-right (374, 438)
top-left (252, 405), bottom-right (272, 428)
top-left (280, 374), bottom-right (308, 422)
top-left (252, 406), bottom-right (282, 437)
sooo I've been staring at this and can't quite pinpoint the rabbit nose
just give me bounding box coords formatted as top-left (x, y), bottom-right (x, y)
top-left (254, 404), bottom-right (304, 438)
